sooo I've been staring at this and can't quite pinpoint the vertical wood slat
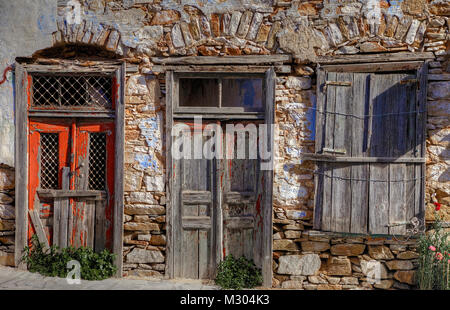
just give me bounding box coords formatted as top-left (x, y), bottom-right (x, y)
top-left (29, 210), bottom-right (50, 251)
top-left (368, 74), bottom-right (389, 235)
top-left (321, 71), bottom-right (337, 232)
top-left (350, 73), bottom-right (370, 234)
top-left (313, 68), bottom-right (326, 230)
top-left (15, 64), bottom-right (29, 268)
top-left (55, 167), bottom-right (70, 248)
top-left (165, 70), bottom-right (175, 278)
top-left (113, 63), bottom-right (125, 277)
top-left (262, 67), bottom-right (275, 288)
top-left (331, 72), bottom-right (353, 233)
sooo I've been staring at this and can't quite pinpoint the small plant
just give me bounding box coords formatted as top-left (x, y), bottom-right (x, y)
top-left (22, 235), bottom-right (117, 281)
top-left (215, 254), bottom-right (263, 289)
top-left (417, 206), bottom-right (450, 290)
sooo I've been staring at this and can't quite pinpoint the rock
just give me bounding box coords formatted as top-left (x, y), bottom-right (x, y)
top-left (125, 205), bottom-right (165, 215)
top-left (171, 24), bottom-right (185, 49)
top-left (428, 82), bottom-right (450, 100)
top-left (0, 235), bottom-right (14, 245)
top-left (301, 241), bottom-right (330, 252)
top-left (317, 284), bottom-right (342, 290)
top-left (144, 175), bottom-right (165, 192)
top-left (137, 234), bottom-right (151, 241)
top-left (325, 276), bottom-right (341, 284)
top-left (150, 234), bottom-right (166, 246)
top-left (236, 11), bottom-right (253, 38)
top-left (126, 248), bottom-right (165, 263)
top-left (0, 193), bottom-right (13, 204)
top-left (396, 251), bottom-right (419, 260)
top-left (330, 244), bottom-right (366, 256)
top-left (281, 280), bottom-right (303, 289)
top-left (0, 251), bottom-right (14, 266)
top-left (428, 100), bottom-right (450, 118)
top-left (327, 257), bottom-right (352, 276)
top-left (151, 10), bottom-right (180, 25)
top-left (272, 277), bottom-right (280, 288)
top-left (393, 282), bottom-right (410, 290)
top-left (0, 205), bottom-right (14, 220)
top-left (308, 275), bottom-right (328, 284)
top-left (124, 171), bottom-right (143, 191)
top-left (373, 279), bottom-right (394, 289)
top-left (360, 260), bottom-right (389, 279)
top-left (0, 169), bottom-right (14, 190)
top-left (0, 220), bottom-right (14, 231)
top-left (285, 77), bottom-right (312, 90)
top-left (123, 222), bottom-right (160, 231)
top-left (359, 42), bottom-right (387, 53)
top-left (337, 45), bottom-right (359, 54)
top-left (273, 240), bottom-right (299, 251)
top-left (368, 245), bottom-right (394, 260)
top-left (284, 230), bottom-right (301, 239)
top-left (126, 192), bottom-right (158, 204)
top-left (385, 260), bottom-right (414, 270)
top-left (277, 254), bottom-right (321, 276)
top-left (394, 271), bottom-right (416, 285)
top-left (340, 277), bottom-right (359, 285)
top-left (303, 284), bottom-right (318, 290)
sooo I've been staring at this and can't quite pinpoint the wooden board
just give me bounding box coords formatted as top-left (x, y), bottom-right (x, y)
top-left (152, 55), bottom-right (291, 65)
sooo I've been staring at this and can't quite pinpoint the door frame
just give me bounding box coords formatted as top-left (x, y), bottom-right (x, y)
top-left (165, 66), bottom-right (275, 287)
top-left (14, 61), bottom-right (125, 277)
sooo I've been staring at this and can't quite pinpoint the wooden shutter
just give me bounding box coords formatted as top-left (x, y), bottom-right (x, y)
top-left (314, 64), bottom-right (426, 235)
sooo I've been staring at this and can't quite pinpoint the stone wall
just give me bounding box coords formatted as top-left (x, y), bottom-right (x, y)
top-left (0, 0), bottom-right (448, 289)
top-left (0, 167), bottom-right (15, 267)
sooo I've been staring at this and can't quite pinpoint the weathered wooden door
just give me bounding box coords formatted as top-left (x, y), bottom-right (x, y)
top-left (28, 119), bottom-right (115, 251)
top-left (172, 120), bottom-right (264, 279)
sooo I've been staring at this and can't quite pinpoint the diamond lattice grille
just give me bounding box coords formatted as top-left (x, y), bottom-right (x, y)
top-left (32, 74), bottom-right (113, 109)
top-left (40, 133), bottom-right (59, 189)
top-left (88, 133), bottom-right (107, 190)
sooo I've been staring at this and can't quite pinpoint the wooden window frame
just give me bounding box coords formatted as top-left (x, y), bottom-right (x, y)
top-left (311, 56), bottom-right (431, 236)
top-left (14, 61), bottom-right (125, 277)
top-left (165, 64), bottom-right (275, 287)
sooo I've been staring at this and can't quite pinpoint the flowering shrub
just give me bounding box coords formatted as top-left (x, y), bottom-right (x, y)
top-left (417, 210), bottom-right (449, 290)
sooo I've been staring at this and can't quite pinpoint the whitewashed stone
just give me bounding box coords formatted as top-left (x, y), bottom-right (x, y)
top-left (126, 248), bottom-right (165, 263)
top-left (285, 77), bottom-right (311, 90)
top-left (127, 75), bottom-right (149, 95)
top-left (325, 23), bottom-right (343, 47)
top-left (246, 13), bottom-right (263, 41)
top-left (229, 11), bottom-right (243, 36)
top-left (126, 192), bottom-right (158, 204)
top-left (277, 254), bottom-right (321, 276)
top-left (405, 19), bottom-right (420, 45)
top-left (0, 169), bottom-right (14, 191)
top-left (144, 175), bottom-right (165, 192)
top-left (171, 24), bottom-right (185, 48)
top-left (124, 171), bottom-right (143, 191)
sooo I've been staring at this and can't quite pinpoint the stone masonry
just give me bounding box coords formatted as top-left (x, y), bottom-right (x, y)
top-left (0, 0), bottom-right (448, 289)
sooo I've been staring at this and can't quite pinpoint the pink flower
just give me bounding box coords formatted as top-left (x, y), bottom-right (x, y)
top-left (429, 245), bottom-right (436, 251)
top-left (436, 252), bottom-right (444, 260)
top-left (434, 202), bottom-right (441, 211)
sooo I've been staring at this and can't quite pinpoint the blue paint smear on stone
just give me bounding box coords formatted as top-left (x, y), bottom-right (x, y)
top-left (135, 153), bottom-right (159, 171)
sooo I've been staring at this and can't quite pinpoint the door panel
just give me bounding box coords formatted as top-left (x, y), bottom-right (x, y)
top-left (28, 119), bottom-right (114, 251)
top-left (174, 121), bottom-right (216, 279)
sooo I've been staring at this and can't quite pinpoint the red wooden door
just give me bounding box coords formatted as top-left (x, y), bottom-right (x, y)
top-left (28, 119), bottom-right (115, 251)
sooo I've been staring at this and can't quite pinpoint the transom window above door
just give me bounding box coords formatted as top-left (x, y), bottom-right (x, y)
top-left (174, 73), bottom-right (265, 118)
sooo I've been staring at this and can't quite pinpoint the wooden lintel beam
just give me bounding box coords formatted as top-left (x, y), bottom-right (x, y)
top-left (317, 52), bottom-right (435, 65)
top-left (151, 55), bottom-right (292, 65)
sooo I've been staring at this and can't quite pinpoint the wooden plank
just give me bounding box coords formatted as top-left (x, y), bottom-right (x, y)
top-left (14, 63), bottom-right (29, 269)
top-left (112, 63), bottom-right (125, 277)
top-left (198, 230), bottom-right (210, 279)
top-left (331, 72), bottom-right (353, 233)
top-left (181, 191), bottom-right (212, 204)
top-left (350, 73), bottom-right (370, 234)
top-left (317, 52), bottom-right (434, 64)
top-left (59, 167), bottom-right (70, 249)
top-left (182, 230), bottom-right (199, 278)
top-left (321, 71), bottom-right (337, 232)
top-left (223, 217), bottom-right (254, 229)
top-left (301, 154), bottom-right (426, 163)
top-left (53, 199), bottom-right (61, 247)
top-left (261, 67), bottom-right (275, 287)
top-left (94, 199), bottom-right (106, 252)
top-left (173, 113), bottom-right (264, 120)
top-left (28, 111), bottom-right (115, 119)
top-left (313, 68), bottom-right (326, 230)
top-left (37, 190), bottom-right (106, 198)
top-left (165, 70), bottom-right (175, 278)
top-left (151, 55), bottom-right (292, 65)
top-left (152, 65), bottom-right (291, 74)
top-left (321, 61), bottom-right (423, 73)
top-left (29, 210), bottom-right (50, 251)
top-left (86, 200), bottom-right (95, 248)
